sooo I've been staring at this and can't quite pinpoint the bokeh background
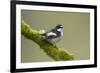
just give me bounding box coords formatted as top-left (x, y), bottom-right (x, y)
top-left (21, 10), bottom-right (90, 63)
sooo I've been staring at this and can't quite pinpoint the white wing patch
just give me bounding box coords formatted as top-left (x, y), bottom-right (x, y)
top-left (47, 32), bottom-right (56, 36)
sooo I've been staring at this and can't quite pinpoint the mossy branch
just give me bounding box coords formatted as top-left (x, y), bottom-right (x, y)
top-left (21, 20), bottom-right (74, 61)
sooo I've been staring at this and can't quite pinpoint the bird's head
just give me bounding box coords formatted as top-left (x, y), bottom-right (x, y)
top-left (56, 24), bottom-right (63, 29)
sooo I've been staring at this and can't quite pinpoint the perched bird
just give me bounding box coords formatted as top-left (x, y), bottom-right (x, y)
top-left (41, 24), bottom-right (63, 43)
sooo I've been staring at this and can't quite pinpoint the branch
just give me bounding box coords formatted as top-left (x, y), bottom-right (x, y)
top-left (21, 20), bottom-right (74, 61)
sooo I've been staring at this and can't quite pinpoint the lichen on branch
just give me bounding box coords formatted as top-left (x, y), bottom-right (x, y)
top-left (21, 20), bottom-right (74, 61)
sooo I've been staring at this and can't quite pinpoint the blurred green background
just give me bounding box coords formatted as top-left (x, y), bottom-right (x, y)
top-left (21, 10), bottom-right (90, 63)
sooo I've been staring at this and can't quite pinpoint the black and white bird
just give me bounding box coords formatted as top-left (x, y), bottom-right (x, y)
top-left (41, 24), bottom-right (63, 43)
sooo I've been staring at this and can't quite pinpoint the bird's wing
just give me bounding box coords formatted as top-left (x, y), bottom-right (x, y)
top-left (47, 32), bottom-right (57, 36)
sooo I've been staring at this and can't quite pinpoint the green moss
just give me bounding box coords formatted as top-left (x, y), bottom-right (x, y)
top-left (21, 20), bottom-right (74, 61)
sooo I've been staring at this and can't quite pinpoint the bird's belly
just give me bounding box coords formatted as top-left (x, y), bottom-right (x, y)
top-left (50, 37), bottom-right (62, 43)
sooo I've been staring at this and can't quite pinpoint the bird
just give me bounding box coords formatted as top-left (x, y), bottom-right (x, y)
top-left (41, 24), bottom-right (63, 43)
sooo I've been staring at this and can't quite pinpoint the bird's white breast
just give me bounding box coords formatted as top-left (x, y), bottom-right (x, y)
top-left (57, 28), bottom-right (63, 36)
top-left (57, 28), bottom-right (62, 32)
